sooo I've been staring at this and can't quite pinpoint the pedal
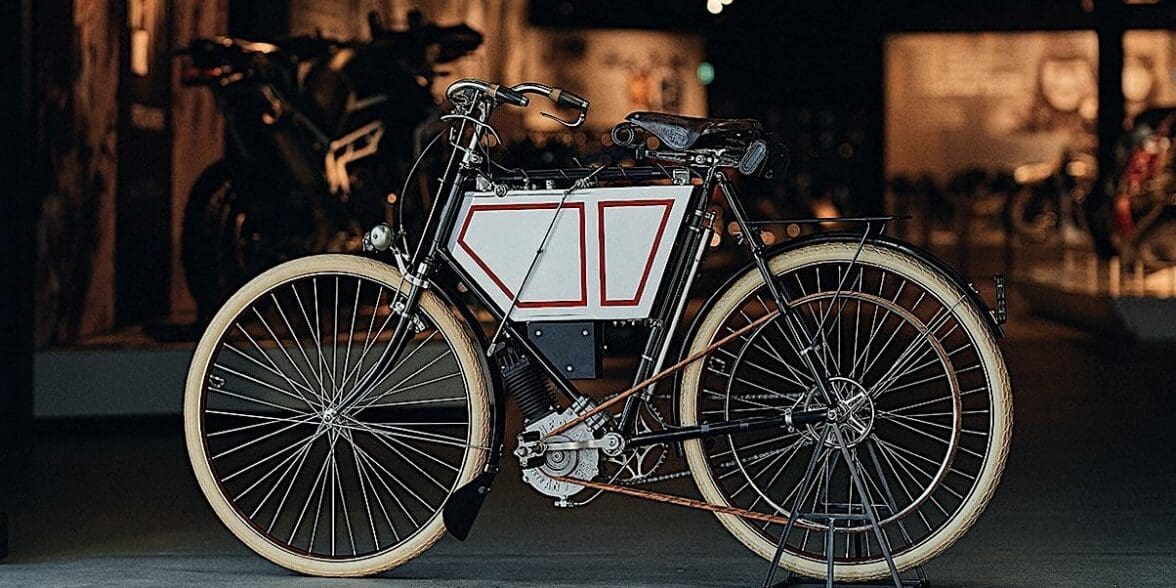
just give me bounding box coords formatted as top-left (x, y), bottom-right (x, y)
top-left (993, 275), bottom-right (1008, 325)
top-left (514, 430), bottom-right (545, 470)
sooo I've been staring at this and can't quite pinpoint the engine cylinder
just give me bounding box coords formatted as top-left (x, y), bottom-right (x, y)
top-left (498, 348), bottom-right (555, 423)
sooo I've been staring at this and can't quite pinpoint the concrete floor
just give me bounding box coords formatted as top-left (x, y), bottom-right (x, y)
top-left (3, 314), bottom-right (1176, 587)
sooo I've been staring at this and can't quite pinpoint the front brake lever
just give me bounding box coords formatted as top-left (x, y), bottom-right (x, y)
top-left (540, 110), bottom-right (586, 128)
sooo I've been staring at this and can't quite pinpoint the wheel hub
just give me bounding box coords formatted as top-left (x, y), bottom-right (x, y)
top-left (320, 406), bottom-right (345, 432)
top-left (804, 376), bottom-right (875, 449)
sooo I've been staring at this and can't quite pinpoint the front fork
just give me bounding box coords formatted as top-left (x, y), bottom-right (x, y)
top-left (344, 116), bottom-right (478, 414)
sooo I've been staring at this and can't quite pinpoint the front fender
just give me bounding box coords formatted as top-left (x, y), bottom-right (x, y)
top-left (424, 269), bottom-right (507, 541)
top-left (670, 232), bottom-right (1003, 425)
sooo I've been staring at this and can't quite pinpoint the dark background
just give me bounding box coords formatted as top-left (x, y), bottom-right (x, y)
top-left (2, 0), bottom-right (1176, 583)
top-left (9, 0), bottom-right (1175, 430)
top-left (1, 0), bottom-right (34, 457)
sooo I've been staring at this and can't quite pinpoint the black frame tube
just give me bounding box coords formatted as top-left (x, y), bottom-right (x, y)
top-left (627, 408), bottom-right (829, 448)
top-left (488, 165), bottom-right (676, 184)
top-left (617, 169), bottom-right (717, 432)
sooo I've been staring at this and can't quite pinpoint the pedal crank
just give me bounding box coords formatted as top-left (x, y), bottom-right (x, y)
top-left (524, 432), bottom-right (626, 457)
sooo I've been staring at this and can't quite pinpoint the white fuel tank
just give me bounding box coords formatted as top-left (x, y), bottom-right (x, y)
top-left (446, 185), bottom-right (696, 321)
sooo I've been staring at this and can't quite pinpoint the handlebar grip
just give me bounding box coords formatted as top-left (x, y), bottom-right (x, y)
top-left (551, 88), bottom-right (589, 111)
top-left (489, 84), bottom-right (529, 107)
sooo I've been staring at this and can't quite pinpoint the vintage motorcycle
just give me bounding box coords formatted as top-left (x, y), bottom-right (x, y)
top-left (178, 12), bottom-right (481, 321)
top-left (1004, 150), bottom-right (1098, 246)
top-left (183, 78), bottom-right (1012, 582)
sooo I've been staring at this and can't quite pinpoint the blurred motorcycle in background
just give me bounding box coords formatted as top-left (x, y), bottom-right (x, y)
top-left (178, 11), bottom-right (481, 321)
top-left (886, 151), bottom-right (1110, 258)
top-left (1110, 107), bottom-right (1176, 271)
top-left (1006, 150), bottom-right (1097, 246)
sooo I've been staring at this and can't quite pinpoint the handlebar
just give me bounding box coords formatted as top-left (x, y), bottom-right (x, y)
top-left (510, 82), bottom-right (587, 110)
top-left (446, 78), bottom-right (528, 107)
top-left (491, 84), bottom-right (530, 107)
top-left (509, 82), bottom-right (589, 127)
top-left (554, 89), bottom-right (589, 111)
top-left (445, 78), bottom-right (589, 127)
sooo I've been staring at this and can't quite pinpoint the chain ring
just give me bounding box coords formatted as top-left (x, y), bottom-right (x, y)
top-left (603, 395), bottom-right (669, 484)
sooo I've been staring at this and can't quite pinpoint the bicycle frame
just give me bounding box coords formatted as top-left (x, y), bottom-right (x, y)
top-left (373, 90), bottom-right (840, 450)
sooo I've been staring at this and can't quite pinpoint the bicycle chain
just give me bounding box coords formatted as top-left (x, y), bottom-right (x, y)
top-left (551, 473), bottom-right (795, 526)
top-left (617, 443), bottom-right (806, 487)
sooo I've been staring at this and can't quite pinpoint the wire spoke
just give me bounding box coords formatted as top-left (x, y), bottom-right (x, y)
top-left (222, 426), bottom-right (325, 483)
top-left (209, 384), bottom-right (312, 416)
top-left (264, 292), bottom-right (324, 396)
top-left (213, 362), bottom-right (318, 413)
top-left (223, 340), bottom-right (319, 402)
top-left (344, 330), bottom-right (445, 414)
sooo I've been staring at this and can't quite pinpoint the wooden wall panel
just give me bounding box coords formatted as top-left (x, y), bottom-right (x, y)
top-left (290, 0), bottom-right (363, 38)
top-left (34, 0), bottom-right (120, 346)
top-left (169, 0), bottom-right (228, 317)
top-left (72, 0), bottom-right (120, 340)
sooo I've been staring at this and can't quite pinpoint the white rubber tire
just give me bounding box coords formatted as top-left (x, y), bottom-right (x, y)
top-left (680, 242), bottom-right (1012, 581)
top-left (184, 254), bottom-right (492, 577)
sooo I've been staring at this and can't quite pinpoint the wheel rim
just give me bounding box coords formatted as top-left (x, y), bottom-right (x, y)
top-left (696, 259), bottom-right (996, 563)
top-left (197, 271), bottom-right (478, 560)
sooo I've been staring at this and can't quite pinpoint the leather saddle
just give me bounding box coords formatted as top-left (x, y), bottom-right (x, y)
top-left (625, 111), bottom-right (762, 151)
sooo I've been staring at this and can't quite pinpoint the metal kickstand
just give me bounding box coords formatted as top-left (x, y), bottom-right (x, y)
top-left (758, 426), bottom-right (929, 588)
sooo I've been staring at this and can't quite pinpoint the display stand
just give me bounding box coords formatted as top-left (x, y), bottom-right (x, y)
top-left (758, 427), bottom-right (931, 588)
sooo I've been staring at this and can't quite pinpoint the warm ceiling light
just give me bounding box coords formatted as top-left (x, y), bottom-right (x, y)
top-left (707, 0), bottom-right (723, 14)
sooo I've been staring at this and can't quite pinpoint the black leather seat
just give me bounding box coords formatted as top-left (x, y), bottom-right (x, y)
top-left (625, 111), bottom-right (762, 151)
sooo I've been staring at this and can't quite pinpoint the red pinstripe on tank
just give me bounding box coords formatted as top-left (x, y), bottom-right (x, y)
top-left (454, 201), bottom-right (588, 308)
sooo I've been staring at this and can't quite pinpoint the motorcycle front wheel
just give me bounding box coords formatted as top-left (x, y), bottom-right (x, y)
top-left (183, 161), bottom-right (248, 321)
top-left (184, 254), bottom-right (493, 576)
top-left (183, 163), bottom-right (325, 322)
